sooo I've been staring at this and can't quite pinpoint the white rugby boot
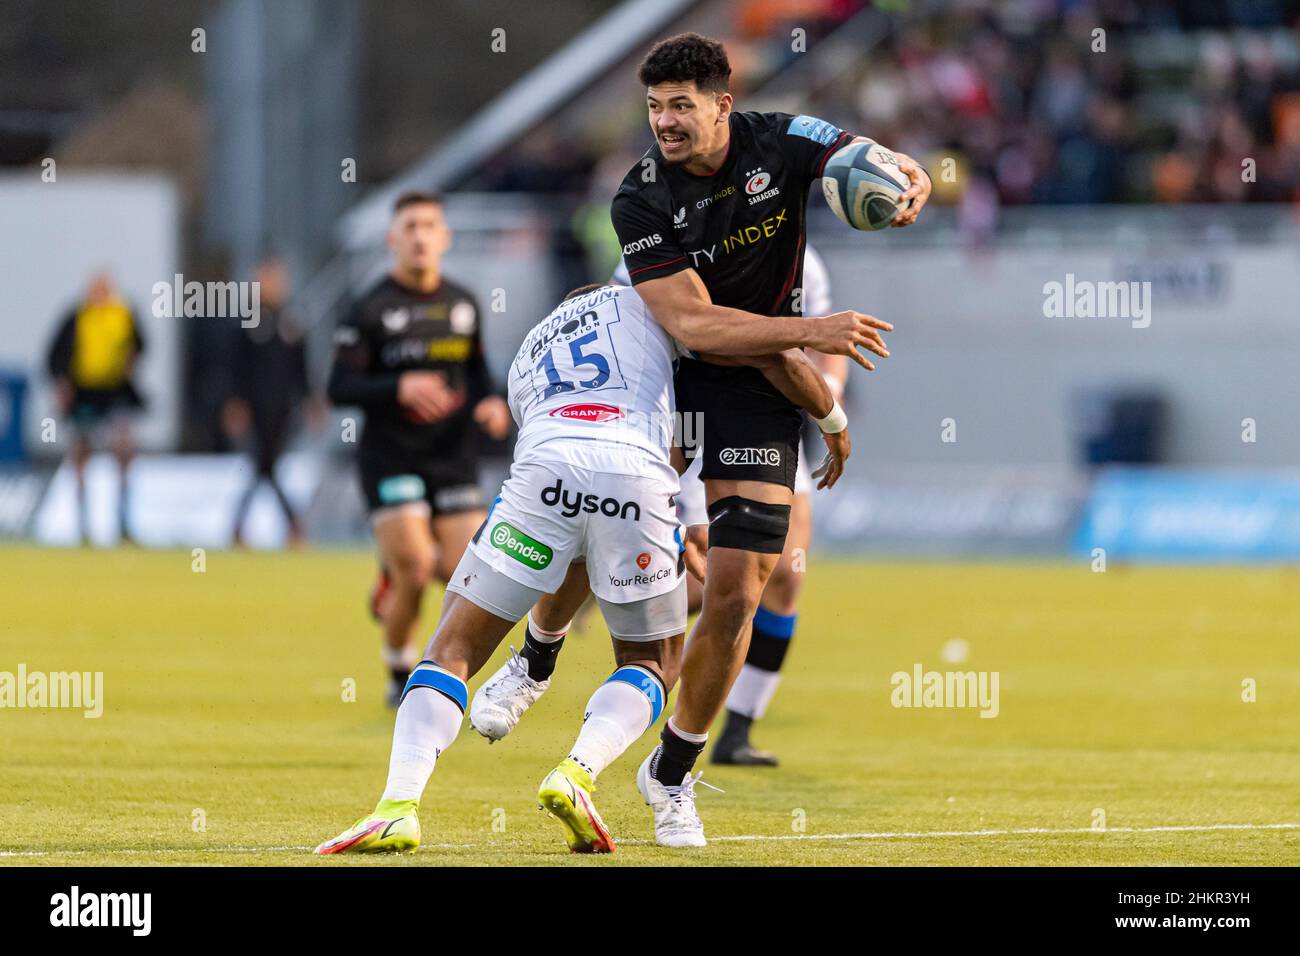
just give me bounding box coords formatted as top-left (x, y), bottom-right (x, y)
top-left (636, 747), bottom-right (719, 848)
top-left (469, 648), bottom-right (549, 742)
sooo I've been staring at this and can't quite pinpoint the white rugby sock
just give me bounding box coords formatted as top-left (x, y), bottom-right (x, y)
top-left (666, 715), bottom-right (709, 743)
top-left (568, 665), bottom-right (664, 781)
top-left (381, 643), bottom-right (418, 671)
top-left (381, 667), bottom-right (466, 803)
top-left (526, 611), bottom-right (569, 643)
top-left (725, 663), bottom-right (782, 721)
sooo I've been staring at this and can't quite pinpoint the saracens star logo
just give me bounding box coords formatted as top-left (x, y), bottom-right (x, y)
top-left (745, 170), bottom-right (772, 194)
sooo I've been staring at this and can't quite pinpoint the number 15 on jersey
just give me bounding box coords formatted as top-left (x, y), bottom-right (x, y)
top-left (529, 310), bottom-right (627, 404)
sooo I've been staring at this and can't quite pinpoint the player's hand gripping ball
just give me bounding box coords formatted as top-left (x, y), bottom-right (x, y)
top-left (821, 140), bottom-right (911, 231)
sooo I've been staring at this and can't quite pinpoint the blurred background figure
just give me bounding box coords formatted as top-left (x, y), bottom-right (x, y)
top-left (222, 255), bottom-right (316, 548)
top-left (45, 270), bottom-right (146, 545)
top-left (328, 193), bottom-right (512, 705)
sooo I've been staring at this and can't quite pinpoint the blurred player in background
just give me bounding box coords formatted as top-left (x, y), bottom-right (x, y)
top-left (327, 192), bottom-right (511, 705)
top-left (45, 270), bottom-right (146, 545)
top-left (224, 255), bottom-right (316, 547)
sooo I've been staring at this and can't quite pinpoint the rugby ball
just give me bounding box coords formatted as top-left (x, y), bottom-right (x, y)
top-left (821, 140), bottom-right (910, 231)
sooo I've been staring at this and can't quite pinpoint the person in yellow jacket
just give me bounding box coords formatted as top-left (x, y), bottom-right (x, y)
top-left (46, 271), bottom-right (146, 544)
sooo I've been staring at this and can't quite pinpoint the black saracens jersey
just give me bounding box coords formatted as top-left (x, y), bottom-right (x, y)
top-left (327, 275), bottom-right (492, 464)
top-left (612, 112), bottom-right (855, 485)
top-left (610, 111), bottom-right (852, 319)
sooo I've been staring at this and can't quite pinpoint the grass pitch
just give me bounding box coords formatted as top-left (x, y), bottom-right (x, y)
top-left (0, 545), bottom-right (1297, 866)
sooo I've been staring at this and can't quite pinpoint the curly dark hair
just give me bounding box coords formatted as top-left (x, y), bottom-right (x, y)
top-left (637, 33), bottom-right (731, 93)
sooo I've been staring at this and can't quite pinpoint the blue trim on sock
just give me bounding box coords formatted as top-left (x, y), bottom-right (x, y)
top-left (753, 605), bottom-right (796, 640)
top-left (403, 662), bottom-right (468, 711)
top-left (607, 665), bottom-right (665, 723)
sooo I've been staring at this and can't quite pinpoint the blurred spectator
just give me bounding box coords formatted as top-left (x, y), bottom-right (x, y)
top-left (498, 0), bottom-right (1300, 227)
top-left (222, 257), bottom-right (316, 547)
top-left (45, 271), bottom-right (146, 544)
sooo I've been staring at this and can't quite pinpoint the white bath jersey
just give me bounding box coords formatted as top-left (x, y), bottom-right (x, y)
top-left (465, 284), bottom-right (686, 607)
top-left (507, 284), bottom-right (681, 472)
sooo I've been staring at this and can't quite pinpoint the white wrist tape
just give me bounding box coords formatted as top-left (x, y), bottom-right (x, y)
top-left (815, 400), bottom-right (848, 434)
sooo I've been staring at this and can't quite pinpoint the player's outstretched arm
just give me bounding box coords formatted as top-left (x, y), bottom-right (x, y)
top-left (757, 350), bottom-right (851, 489)
top-left (636, 270), bottom-right (890, 366)
top-left (743, 349), bottom-right (835, 419)
top-left (697, 348), bottom-right (851, 488)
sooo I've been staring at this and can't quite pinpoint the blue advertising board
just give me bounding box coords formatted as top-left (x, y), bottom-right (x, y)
top-left (1073, 468), bottom-right (1300, 561)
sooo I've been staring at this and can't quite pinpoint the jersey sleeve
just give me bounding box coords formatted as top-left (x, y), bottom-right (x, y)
top-left (46, 310), bottom-right (76, 379)
top-left (463, 294), bottom-right (497, 403)
top-left (774, 112), bottom-right (854, 189)
top-left (325, 301), bottom-right (400, 408)
top-left (126, 307), bottom-right (146, 356)
top-left (610, 190), bottom-right (686, 285)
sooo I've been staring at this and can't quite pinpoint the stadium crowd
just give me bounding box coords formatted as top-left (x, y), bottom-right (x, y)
top-left (484, 0), bottom-right (1300, 210)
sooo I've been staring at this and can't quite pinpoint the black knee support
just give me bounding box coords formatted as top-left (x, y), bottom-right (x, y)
top-left (706, 496), bottom-right (791, 554)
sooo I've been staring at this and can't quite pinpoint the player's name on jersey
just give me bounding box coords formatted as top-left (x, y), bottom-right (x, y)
top-left (523, 288), bottom-right (621, 361)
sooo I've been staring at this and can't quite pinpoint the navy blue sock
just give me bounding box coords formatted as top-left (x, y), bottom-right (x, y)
top-left (652, 722), bottom-right (706, 786)
top-left (520, 627), bottom-right (564, 681)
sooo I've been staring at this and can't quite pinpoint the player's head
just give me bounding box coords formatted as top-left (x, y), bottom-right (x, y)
top-left (253, 255), bottom-right (290, 308)
top-left (85, 270), bottom-right (118, 304)
top-left (387, 191), bottom-right (451, 277)
top-left (560, 283), bottom-right (609, 303)
top-left (638, 33), bottom-right (732, 165)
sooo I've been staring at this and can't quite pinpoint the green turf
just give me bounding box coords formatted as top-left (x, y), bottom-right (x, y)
top-left (1, 545), bottom-right (1297, 866)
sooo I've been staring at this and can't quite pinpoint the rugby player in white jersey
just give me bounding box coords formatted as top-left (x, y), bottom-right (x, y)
top-left (508, 248), bottom-right (846, 767)
top-left (315, 282), bottom-right (888, 854)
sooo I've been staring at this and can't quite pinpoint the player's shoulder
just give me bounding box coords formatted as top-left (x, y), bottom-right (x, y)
top-left (738, 110), bottom-right (844, 150)
top-left (350, 275), bottom-right (396, 315)
top-left (614, 146), bottom-right (671, 205)
top-left (337, 276), bottom-right (397, 339)
top-left (606, 281), bottom-right (647, 313)
top-left (732, 110), bottom-right (795, 142)
top-left (439, 276), bottom-right (479, 306)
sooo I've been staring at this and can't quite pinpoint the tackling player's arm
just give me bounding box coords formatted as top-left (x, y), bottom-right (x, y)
top-left (698, 347), bottom-right (851, 489)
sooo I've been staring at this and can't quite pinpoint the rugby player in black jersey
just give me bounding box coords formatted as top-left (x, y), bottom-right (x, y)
top-left (327, 192), bottom-right (511, 705)
top-left (611, 33), bottom-right (931, 844)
